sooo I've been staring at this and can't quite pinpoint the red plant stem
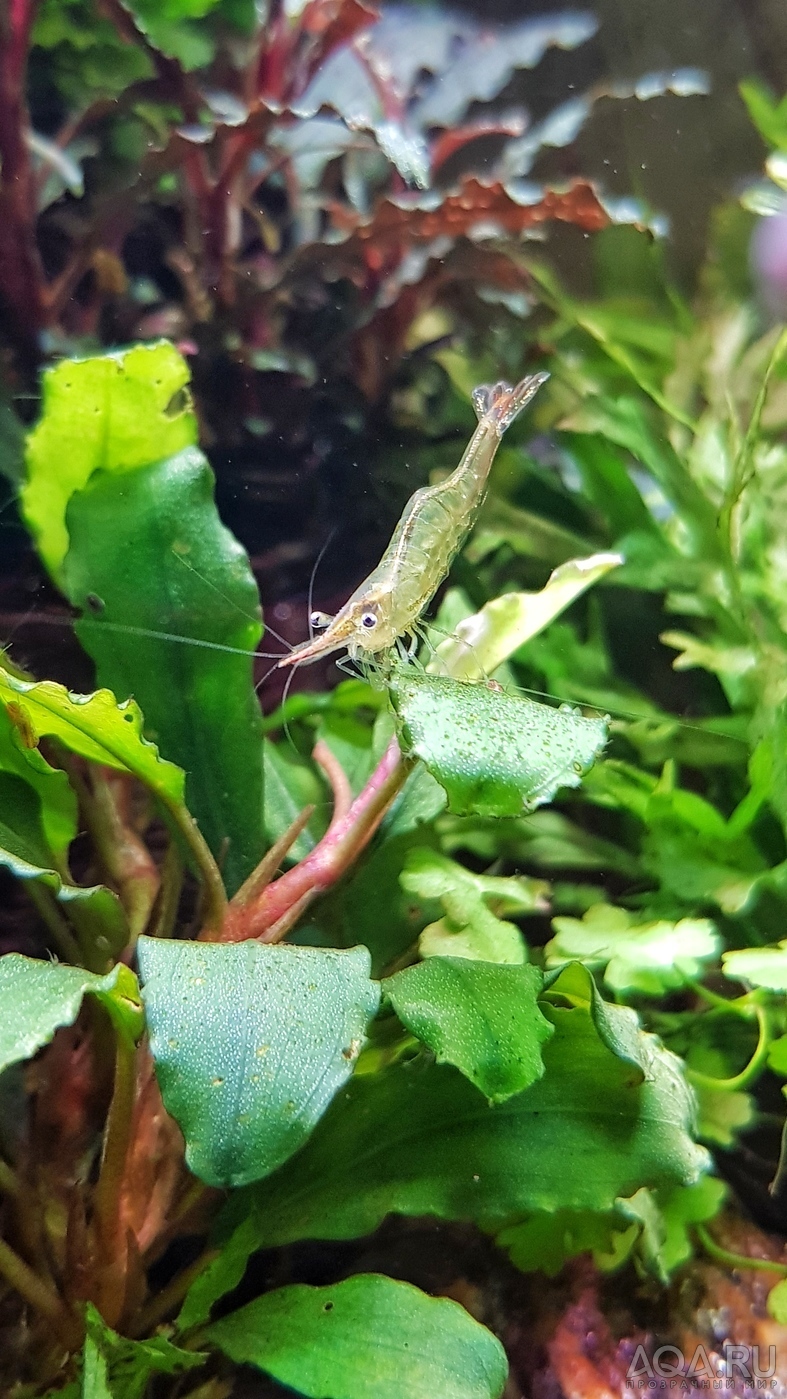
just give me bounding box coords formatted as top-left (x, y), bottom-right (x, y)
top-left (217, 737), bottom-right (409, 942)
top-left (313, 738), bottom-right (353, 823)
top-left (0, 0), bottom-right (47, 366)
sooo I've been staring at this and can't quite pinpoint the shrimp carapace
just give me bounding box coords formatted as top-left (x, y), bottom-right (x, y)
top-left (278, 371), bottom-right (549, 671)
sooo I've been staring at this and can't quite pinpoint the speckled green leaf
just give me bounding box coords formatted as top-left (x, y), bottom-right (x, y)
top-left (0, 955), bottom-right (143, 1073)
top-left (238, 978), bottom-right (707, 1248)
top-left (137, 937), bottom-right (381, 1188)
top-left (389, 672), bottom-right (607, 817)
top-left (384, 958), bottom-right (553, 1103)
top-left (206, 1274), bottom-right (508, 1399)
top-left (22, 342), bottom-right (196, 579)
top-left (64, 448), bottom-right (264, 893)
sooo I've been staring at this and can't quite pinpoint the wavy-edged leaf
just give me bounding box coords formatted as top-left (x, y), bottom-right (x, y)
top-left (390, 671), bottom-right (607, 817)
top-left (137, 937), bottom-right (380, 1187)
top-left (337, 178), bottom-right (609, 259)
top-left (235, 975), bottom-right (708, 1249)
top-left (0, 702), bottom-right (76, 858)
top-left (384, 958), bottom-right (553, 1103)
top-left (207, 1274), bottom-right (508, 1399)
top-left (22, 342), bottom-right (196, 579)
top-left (0, 668), bottom-right (185, 806)
top-left (64, 447), bottom-right (264, 893)
top-left (0, 955), bottom-right (142, 1073)
top-left (430, 553), bottom-right (623, 682)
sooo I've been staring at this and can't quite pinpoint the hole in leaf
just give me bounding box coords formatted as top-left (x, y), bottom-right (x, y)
top-left (323, 1301), bottom-right (334, 1312)
top-left (164, 387), bottom-right (191, 418)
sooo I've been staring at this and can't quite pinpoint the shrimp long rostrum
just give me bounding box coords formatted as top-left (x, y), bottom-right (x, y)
top-left (278, 372), bottom-right (549, 673)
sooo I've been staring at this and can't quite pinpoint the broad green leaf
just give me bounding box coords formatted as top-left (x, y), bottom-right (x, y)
top-left (137, 937), bottom-right (381, 1187)
top-left (22, 343), bottom-right (196, 578)
top-left (546, 905), bottom-right (721, 996)
top-left (0, 955), bottom-right (143, 1073)
top-left (314, 829), bottom-right (441, 972)
top-left (237, 983), bottom-right (708, 1249)
top-left (430, 553), bottom-right (622, 681)
top-left (64, 448), bottom-right (264, 893)
top-left (384, 958), bottom-right (553, 1103)
top-left (206, 1274), bottom-right (508, 1399)
top-left (722, 942), bottom-right (787, 989)
top-left (401, 847), bottom-right (546, 965)
top-left (0, 669), bottom-right (185, 807)
top-left (389, 671), bottom-right (607, 817)
top-left (0, 702), bottom-right (76, 858)
top-left (0, 769), bottom-right (66, 880)
top-left (82, 1303), bottom-right (204, 1399)
top-left (496, 1209), bottom-right (636, 1278)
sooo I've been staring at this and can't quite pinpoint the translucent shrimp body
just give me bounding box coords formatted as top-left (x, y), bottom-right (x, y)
top-left (278, 372), bottom-right (549, 670)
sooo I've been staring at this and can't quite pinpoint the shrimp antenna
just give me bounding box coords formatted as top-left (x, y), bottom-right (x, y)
top-left (307, 528), bottom-right (337, 641)
top-left (170, 547), bottom-right (293, 652)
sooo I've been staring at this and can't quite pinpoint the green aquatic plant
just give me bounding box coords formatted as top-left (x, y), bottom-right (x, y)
top-left (0, 338), bottom-right (717, 1397)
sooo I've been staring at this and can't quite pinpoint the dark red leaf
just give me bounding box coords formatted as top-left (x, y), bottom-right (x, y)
top-left (259, 0), bottom-right (379, 108)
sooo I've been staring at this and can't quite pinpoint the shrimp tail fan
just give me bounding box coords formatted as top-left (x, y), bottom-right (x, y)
top-left (472, 371), bottom-right (550, 436)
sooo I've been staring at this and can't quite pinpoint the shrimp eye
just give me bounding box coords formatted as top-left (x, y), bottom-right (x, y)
top-left (361, 611), bottom-right (378, 630)
top-left (310, 611), bottom-right (332, 630)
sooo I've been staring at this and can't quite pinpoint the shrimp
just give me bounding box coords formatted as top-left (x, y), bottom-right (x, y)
top-left (277, 372), bottom-right (549, 670)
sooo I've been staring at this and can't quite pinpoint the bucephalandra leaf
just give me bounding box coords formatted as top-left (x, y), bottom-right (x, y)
top-left (384, 958), bottom-right (553, 1103)
top-left (0, 667), bottom-right (185, 807)
top-left (138, 937), bottom-right (381, 1188)
top-left (0, 956), bottom-right (143, 1073)
top-left (206, 1274), bottom-right (508, 1399)
top-left (65, 447), bottom-right (264, 893)
top-left (21, 342), bottom-right (196, 579)
top-left (389, 670), bottom-right (608, 817)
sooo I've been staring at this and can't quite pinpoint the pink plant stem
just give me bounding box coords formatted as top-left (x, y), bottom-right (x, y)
top-left (218, 737), bottom-right (409, 942)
